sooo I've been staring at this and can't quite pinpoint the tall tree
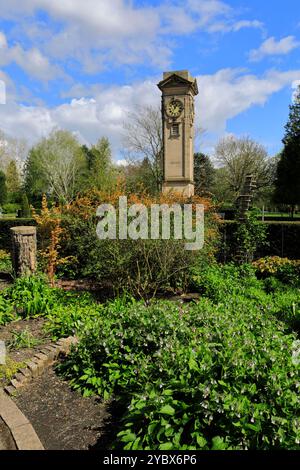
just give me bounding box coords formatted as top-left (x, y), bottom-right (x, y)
top-left (194, 153), bottom-right (215, 196)
top-left (274, 85), bottom-right (300, 215)
top-left (121, 158), bottom-right (156, 195)
top-left (5, 160), bottom-right (20, 193)
top-left (82, 137), bottom-right (115, 190)
top-left (123, 105), bottom-right (163, 193)
top-left (23, 129), bottom-right (86, 204)
top-left (0, 170), bottom-right (7, 205)
top-left (0, 130), bottom-right (27, 170)
top-left (20, 193), bottom-right (31, 218)
top-left (23, 146), bottom-right (49, 204)
top-left (214, 135), bottom-right (271, 200)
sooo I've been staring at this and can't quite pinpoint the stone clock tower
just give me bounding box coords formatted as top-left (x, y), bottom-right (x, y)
top-left (158, 70), bottom-right (198, 197)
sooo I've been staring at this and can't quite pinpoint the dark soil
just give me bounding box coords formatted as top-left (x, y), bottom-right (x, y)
top-left (0, 318), bottom-right (53, 388)
top-left (55, 279), bottom-right (115, 302)
top-left (13, 367), bottom-right (110, 450)
top-left (0, 317), bottom-right (51, 363)
top-left (0, 317), bottom-right (49, 344)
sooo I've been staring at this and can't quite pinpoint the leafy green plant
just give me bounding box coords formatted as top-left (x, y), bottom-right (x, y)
top-left (1, 203), bottom-right (21, 215)
top-left (253, 257), bottom-right (300, 288)
top-left (8, 329), bottom-right (41, 350)
top-left (6, 275), bottom-right (56, 318)
top-left (253, 256), bottom-right (294, 275)
top-left (0, 294), bottom-right (15, 325)
top-left (269, 290), bottom-right (300, 332)
top-left (191, 262), bottom-right (262, 303)
top-left (58, 296), bottom-right (192, 398)
top-left (45, 302), bottom-right (102, 340)
top-left (59, 290), bottom-right (300, 450)
top-left (0, 358), bottom-right (24, 384)
top-left (56, 190), bottom-right (219, 298)
top-left (116, 298), bottom-right (300, 450)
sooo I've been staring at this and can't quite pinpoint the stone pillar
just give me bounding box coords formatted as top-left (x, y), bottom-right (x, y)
top-left (10, 226), bottom-right (37, 277)
top-left (157, 70), bottom-right (198, 197)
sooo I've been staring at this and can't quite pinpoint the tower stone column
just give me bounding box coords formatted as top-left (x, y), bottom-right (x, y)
top-left (158, 70), bottom-right (198, 197)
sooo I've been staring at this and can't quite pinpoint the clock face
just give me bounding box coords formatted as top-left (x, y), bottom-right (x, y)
top-left (166, 99), bottom-right (183, 118)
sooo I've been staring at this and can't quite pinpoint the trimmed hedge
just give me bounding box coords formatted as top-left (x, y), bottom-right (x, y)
top-left (1, 218), bottom-right (299, 262)
top-left (220, 220), bottom-right (300, 260)
top-left (0, 218), bottom-right (36, 251)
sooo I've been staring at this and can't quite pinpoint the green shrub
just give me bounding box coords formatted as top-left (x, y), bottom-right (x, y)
top-left (1, 203), bottom-right (21, 215)
top-left (59, 297), bottom-right (192, 399)
top-left (235, 211), bottom-right (268, 262)
top-left (58, 213), bottom-right (212, 298)
top-left (191, 263), bottom-right (262, 303)
top-left (263, 276), bottom-right (286, 294)
top-left (59, 294), bottom-right (300, 450)
top-left (220, 222), bottom-right (300, 261)
top-left (253, 257), bottom-right (300, 288)
top-left (0, 250), bottom-right (12, 273)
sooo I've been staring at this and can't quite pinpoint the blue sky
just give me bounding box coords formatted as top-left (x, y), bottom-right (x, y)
top-left (0, 0), bottom-right (300, 161)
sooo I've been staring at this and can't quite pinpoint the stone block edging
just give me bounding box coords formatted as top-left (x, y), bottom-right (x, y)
top-left (0, 335), bottom-right (78, 450)
top-left (0, 389), bottom-right (44, 450)
top-left (4, 336), bottom-right (78, 396)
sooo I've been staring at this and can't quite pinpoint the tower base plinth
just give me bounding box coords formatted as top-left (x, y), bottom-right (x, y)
top-left (162, 181), bottom-right (194, 197)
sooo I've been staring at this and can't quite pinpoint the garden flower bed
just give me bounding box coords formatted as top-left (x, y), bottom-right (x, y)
top-left (0, 261), bottom-right (299, 450)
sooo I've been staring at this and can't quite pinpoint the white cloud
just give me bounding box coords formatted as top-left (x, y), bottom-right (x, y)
top-left (0, 31), bottom-right (63, 81)
top-left (0, 78), bottom-right (5, 104)
top-left (249, 36), bottom-right (300, 62)
top-left (196, 68), bottom-right (300, 134)
top-left (292, 80), bottom-right (300, 100)
top-left (0, 1), bottom-right (166, 71)
top-left (0, 1), bottom-right (264, 74)
top-left (0, 78), bottom-right (160, 158)
top-left (230, 20), bottom-right (264, 33)
top-left (116, 159), bottom-right (128, 167)
top-left (0, 31), bottom-right (7, 48)
top-left (1, 68), bottom-right (299, 159)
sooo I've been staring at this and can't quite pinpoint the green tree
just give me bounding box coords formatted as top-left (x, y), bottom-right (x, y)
top-left (0, 130), bottom-right (27, 171)
top-left (82, 137), bottom-right (116, 191)
top-left (20, 193), bottom-right (31, 217)
top-left (0, 170), bottom-right (7, 205)
top-left (274, 85), bottom-right (300, 216)
top-left (214, 135), bottom-right (271, 200)
top-left (5, 160), bottom-right (20, 194)
top-left (23, 129), bottom-right (87, 204)
top-left (23, 146), bottom-right (49, 204)
top-left (121, 158), bottom-right (156, 194)
top-left (211, 167), bottom-right (234, 203)
top-left (194, 153), bottom-right (215, 196)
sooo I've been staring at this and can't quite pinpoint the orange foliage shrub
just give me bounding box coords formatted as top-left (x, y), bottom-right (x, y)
top-left (32, 195), bottom-right (72, 286)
